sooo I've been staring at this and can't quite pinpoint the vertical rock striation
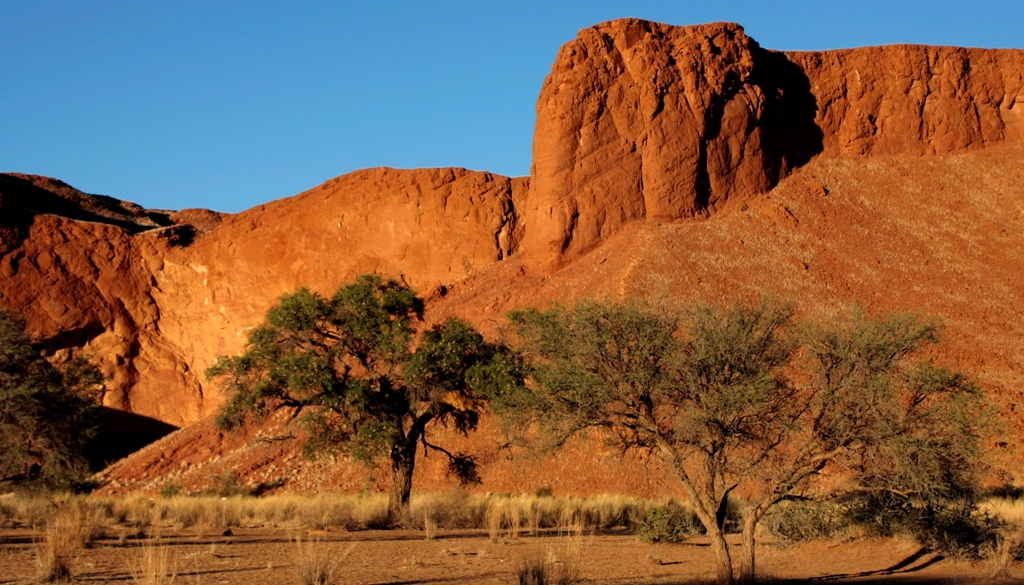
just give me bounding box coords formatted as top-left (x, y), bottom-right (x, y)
top-left (524, 19), bottom-right (1024, 269)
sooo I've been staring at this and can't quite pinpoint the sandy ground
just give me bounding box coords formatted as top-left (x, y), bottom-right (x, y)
top-left (0, 528), bottom-right (1020, 584)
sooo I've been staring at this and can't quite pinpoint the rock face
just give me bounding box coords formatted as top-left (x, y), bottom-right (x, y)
top-left (95, 142), bottom-right (1024, 495)
top-left (151, 167), bottom-right (526, 422)
top-left (2, 17), bottom-right (1023, 442)
top-left (524, 19), bottom-right (1024, 268)
top-left (0, 168), bottom-right (526, 425)
top-left (0, 173), bottom-right (221, 424)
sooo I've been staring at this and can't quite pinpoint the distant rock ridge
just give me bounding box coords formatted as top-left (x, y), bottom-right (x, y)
top-left (523, 19), bottom-right (1024, 268)
top-left (1, 18), bottom-right (1023, 432)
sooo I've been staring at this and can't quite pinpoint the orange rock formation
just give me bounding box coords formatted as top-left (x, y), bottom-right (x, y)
top-left (524, 19), bottom-right (1024, 268)
top-left (1, 169), bottom-right (525, 425)
top-left (2, 19), bottom-right (1023, 492)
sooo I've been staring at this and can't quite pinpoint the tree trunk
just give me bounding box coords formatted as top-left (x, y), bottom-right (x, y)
top-left (386, 441), bottom-right (416, 526)
top-left (738, 512), bottom-right (760, 585)
top-left (708, 525), bottom-right (736, 585)
top-left (659, 445), bottom-right (734, 585)
top-left (385, 411), bottom-right (435, 527)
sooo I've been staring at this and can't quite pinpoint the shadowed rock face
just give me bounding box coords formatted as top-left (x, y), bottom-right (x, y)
top-left (523, 19), bottom-right (1024, 269)
top-left (1, 18), bottom-right (1023, 437)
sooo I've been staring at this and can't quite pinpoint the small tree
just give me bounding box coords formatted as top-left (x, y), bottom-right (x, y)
top-left (0, 308), bottom-right (103, 489)
top-left (207, 274), bottom-right (520, 524)
top-left (500, 299), bottom-right (985, 585)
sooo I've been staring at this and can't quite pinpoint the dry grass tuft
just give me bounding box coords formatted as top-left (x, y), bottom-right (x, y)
top-left (35, 531), bottom-right (73, 582)
top-left (34, 505), bottom-right (102, 582)
top-left (485, 499), bottom-right (504, 542)
top-left (293, 536), bottom-right (354, 585)
top-left (516, 554), bottom-right (578, 585)
top-left (423, 512), bottom-right (438, 541)
top-left (981, 497), bottom-right (1024, 577)
top-left (128, 538), bottom-right (178, 585)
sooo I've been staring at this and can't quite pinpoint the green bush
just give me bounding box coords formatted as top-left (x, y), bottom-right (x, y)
top-left (762, 500), bottom-right (850, 543)
top-left (205, 472), bottom-right (250, 497)
top-left (158, 483), bottom-right (183, 498)
top-left (0, 309), bottom-right (103, 490)
top-left (635, 502), bottom-right (703, 543)
top-left (909, 501), bottom-right (1001, 560)
top-left (765, 494), bottom-right (1000, 559)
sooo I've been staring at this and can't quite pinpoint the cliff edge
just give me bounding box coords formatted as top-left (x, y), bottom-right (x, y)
top-left (523, 19), bottom-right (1024, 268)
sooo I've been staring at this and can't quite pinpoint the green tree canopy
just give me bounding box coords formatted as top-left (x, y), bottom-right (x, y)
top-left (207, 274), bottom-right (521, 523)
top-left (0, 308), bottom-right (103, 490)
top-left (499, 298), bottom-right (986, 585)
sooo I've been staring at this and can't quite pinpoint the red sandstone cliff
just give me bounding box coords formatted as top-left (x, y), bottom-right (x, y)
top-left (523, 19), bottom-right (1024, 268)
top-left (0, 168), bottom-right (525, 425)
top-left (2, 20), bottom-right (1024, 487)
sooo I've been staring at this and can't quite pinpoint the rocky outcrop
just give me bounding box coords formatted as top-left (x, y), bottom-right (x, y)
top-left (3, 18), bottom-right (1023, 435)
top-left (151, 167), bottom-right (526, 420)
top-left (794, 45), bottom-right (1024, 156)
top-left (0, 169), bottom-right (526, 425)
top-left (0, 174), bottom-right (217, 423)
top-left (523, 19), bottom-right (1024, 269)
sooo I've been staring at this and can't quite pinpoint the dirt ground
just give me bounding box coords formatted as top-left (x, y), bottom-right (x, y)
top-left (0, 527), bottom-right (1020, 585)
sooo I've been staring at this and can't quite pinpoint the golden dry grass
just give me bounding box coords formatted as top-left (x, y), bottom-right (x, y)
top-left (293, 537), bottom-right (355, 585)
top-left (1, 491), bottom-right (681, 541)
top-left (980, 497), bottom-right (1024, 577)
top-left (34, 504), bottom-right (101, 582)
top-left (127, 537), bottom-right (178, 585)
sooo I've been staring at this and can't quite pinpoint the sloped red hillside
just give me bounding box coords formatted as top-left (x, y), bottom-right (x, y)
top-left (95, 142), bottom-right (1024, 496)
top-left (2, 19), bottom-right (1023, 494)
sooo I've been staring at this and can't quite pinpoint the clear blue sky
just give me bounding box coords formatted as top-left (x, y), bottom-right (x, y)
top-left (2, 1), bottom-right (1021, 213)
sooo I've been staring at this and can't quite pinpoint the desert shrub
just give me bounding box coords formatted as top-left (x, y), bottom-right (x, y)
top-left (158, 483), bottom-right (182, 498)
top-left (840, 492), bottom-right (917, 537)
top-left (765, 494), bottom-right (1000, 558)
top-left (516, 556), bottom-right (577, 585)
top-left (635, 502), bottom-right (703, 543)
top-left (909, 501), bottom-right (1001, 560)
top-left (205, 472), bottom-right (250, 497)
top-left (762, 500), bottom-right (851, 543)
top-left (127, 538), bottom-right (178, 585)
top-left (0, 309), bottom-right (104, 491)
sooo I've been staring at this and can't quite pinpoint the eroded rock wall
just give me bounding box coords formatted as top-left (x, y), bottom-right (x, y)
top-left (523, 19), bottom-right (1024, 269)
top-left (152, 167), bottom-right (526, 420)
top-left (0, 168), bottom-right (526, 425)
top-left (3, 19), bottom-right (1023, 430)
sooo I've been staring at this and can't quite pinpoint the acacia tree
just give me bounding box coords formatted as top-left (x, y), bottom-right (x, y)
top-left (0, 308), bottom-right (103, 489)
top-left (207, 274), bottom-right (519, 524)
top-left (499, 299), bottom-right (985, 585)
